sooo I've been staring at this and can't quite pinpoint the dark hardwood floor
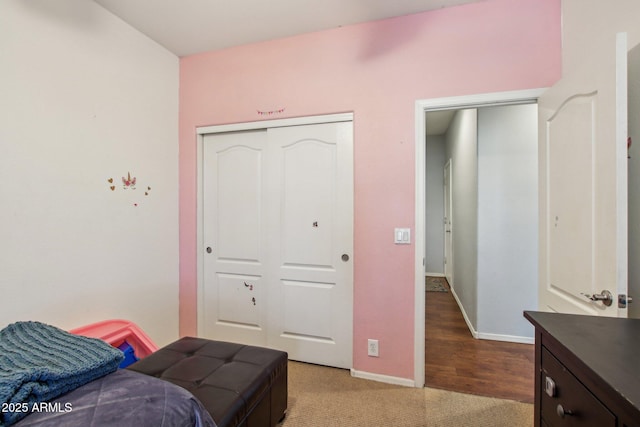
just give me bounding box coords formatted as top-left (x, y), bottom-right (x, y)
top-left (425, 278), bottom-right (535, 403)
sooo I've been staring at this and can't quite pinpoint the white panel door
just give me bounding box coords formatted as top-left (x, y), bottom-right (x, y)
top-left (267, 122), bottom-right (353, 369)
top-left (539, 33), bottom-right (629, 316)
top-left (202, 130), bottom-right (269, 345)
top-left (443, 159), bottom-right (453, 287)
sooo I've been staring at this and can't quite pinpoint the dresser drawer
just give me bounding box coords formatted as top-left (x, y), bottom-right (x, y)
top-left (541, 347), bottom-right (615, 427)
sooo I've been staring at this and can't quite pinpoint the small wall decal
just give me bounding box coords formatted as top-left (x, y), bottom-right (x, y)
top-left (122, 172), bottom-right (136, 189)
top-left (107, 172), bottom-right (153, 208)
top-left (257, 108), bottom-right (285, 116)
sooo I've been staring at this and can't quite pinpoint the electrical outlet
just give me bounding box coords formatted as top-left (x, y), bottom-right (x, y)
top-left (367, 339), bottom-right (379, 357)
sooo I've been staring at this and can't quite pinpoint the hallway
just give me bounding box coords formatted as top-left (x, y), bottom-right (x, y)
top-left (425, 278), bottom-right (535, 403)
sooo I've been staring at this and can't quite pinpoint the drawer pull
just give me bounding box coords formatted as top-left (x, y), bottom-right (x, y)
top-left (556, 404), bottom-right (574, 418)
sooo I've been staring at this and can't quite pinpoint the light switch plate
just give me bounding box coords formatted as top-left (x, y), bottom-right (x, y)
top-left (394, 228), bottom-right (411, 244)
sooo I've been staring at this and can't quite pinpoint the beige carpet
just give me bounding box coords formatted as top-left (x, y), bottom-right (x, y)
top-left (279, 361), bottom-right (533, 427)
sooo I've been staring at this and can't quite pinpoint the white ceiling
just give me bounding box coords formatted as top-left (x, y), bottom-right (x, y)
top-left (93, 0), bottom-right (482, 57)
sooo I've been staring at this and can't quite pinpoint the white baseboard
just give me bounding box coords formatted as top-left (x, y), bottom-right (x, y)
top-left (425, 272), bottom-right (445, 277)
top-left (350, 369), bottom-right (416, 388)
top-left (449, 288), bottom-right (534, 344)
top-left (476, 332), bottom-right (534, 345)
top-left (450, 287), bottom-right (479, 338)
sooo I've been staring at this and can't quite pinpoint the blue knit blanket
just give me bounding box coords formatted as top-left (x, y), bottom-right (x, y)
top-left (0, 321), bottom-right (124, 426)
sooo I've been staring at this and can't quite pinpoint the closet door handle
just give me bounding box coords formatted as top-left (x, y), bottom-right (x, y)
top-left (341, 254), bottom-right (350, 262)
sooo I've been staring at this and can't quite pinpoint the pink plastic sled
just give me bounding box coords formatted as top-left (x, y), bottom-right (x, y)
top-left (70, 319), bottom-right (158, 359)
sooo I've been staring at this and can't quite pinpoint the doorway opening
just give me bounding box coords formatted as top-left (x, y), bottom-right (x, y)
top-left (413, 89), bottom-right (546, 388)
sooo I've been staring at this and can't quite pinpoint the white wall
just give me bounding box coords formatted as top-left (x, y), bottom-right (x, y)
top-left (0, 0), bottom-right (180, 346)
top-left (425, 135), bottom-right (446, 275)
top-left (477, 104), bottom-right (538, 340)
top-left (562, 0), bottom-right (640, 77)
top-left (445, 109), bottom-right (478, 329)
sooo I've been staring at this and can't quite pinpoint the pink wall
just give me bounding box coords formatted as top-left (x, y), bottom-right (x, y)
top-left (179, 0), bottom-right (561, 380)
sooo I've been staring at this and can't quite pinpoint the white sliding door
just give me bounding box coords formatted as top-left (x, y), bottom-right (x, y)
top-left (201, 117), bottom-right (353, 368)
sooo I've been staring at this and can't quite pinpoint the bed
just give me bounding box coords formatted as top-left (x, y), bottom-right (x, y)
top-left (0, 321), bottom-right (215, 427)
top-left (12, 369), bottom-right (214, 427)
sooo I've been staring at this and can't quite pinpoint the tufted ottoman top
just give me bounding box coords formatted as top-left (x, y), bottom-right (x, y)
top-left (127, 337), bottom-right (288, 427)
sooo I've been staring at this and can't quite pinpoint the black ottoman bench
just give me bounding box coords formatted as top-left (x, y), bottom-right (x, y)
top-left (127, 337), bottom-right (288, 427)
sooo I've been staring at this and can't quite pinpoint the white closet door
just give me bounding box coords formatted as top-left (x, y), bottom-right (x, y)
top-left (202, 130), bottom-right (269, 345)
top-left (267, 122), bottom-right (353, 369)
top-left (201, 120), bottom-right (353, 369)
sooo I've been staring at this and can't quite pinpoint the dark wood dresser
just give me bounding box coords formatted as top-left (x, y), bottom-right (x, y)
top-left (524, 311), bottom-right (640, 427)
